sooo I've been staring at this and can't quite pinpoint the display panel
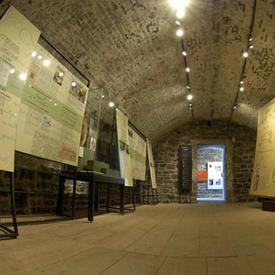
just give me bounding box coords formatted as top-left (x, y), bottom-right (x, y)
top-left (207, 162), bottom-right (223, 190)
top-left (250, 98), bottom-right (275, 197)
top-left (0, 6), bottom-right (40, 172)
top-left (146, 138), bottom-right (157, 189)
top-left (0, 6), bottom-right (40, 74)
top-left (16, 44), bottom-right (88, 166)
top-left (128, 126), bottom-right (146, 181)
top-left (116, 109), bottom-right (133, 187)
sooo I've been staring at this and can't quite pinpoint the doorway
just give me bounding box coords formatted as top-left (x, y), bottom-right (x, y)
top-left (197, 144), bottom-right (226, 201)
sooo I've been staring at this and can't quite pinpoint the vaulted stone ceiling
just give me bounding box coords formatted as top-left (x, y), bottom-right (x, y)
top-left (1, 0), bottom-right (274, 141)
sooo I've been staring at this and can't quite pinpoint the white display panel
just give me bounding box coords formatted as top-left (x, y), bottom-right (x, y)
top-left (16, 44), bottom-right (88, 166)
top-left (250, 98), bottom-right (275, 198)
top-left (146, 138), bottom-right (157, 189)
top-left (128, 126), bottom-right (146, 181)
top-left (207, 161), bottom-right (223, 190)
top-left (116, 109), bottom-right (133, 187)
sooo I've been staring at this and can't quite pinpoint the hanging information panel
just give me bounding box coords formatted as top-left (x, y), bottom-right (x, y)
top-left (116, 109), bottom-right (133, 187)
top-left (128, 126), bottom-right (146, 181)
top-left (0, 6), bottom-right (40, 74)
top-left (16, 44), bottom-right (88, 166)
top-left (250, 98), bottom-right (275, 198)
top-left (0, 6), bottom-right (40, 172)
top-left (146, 138), bottom-right (157, 189)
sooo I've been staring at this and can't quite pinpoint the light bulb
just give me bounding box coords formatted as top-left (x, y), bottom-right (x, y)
top-left (176, 29), bottom-right (184, 37)
top-left (176, 9), bottom-right (185, 19)
top-left (185, 67), bottom-right (190, 72)
top-left (72, 81), bottom-right (77, 87)
top-left (187, 94), bottom-right (193, 101)
top-left (109, 102), bottom-right (115, 108)
top-left (43, 59), bottom-right (51, 66)
top-left (240, 87), bottom-right (244, 92)
top-left (32, 51), bottom-right (37, 57)
top-left (243, 52), bottom-right (248, 58)
top-left (182, 51), bottom-right (187, 56)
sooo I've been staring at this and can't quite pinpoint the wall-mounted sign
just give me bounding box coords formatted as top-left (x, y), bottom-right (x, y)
top-left (250, 98), bottom-right (275, 198)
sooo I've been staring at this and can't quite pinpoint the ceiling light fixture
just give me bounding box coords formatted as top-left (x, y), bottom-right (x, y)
top-left (169, 0), bottom-right (190, 10)
top-left (176, 28), bottom-right (184, 36)
top-left (187, 94), bottom-right (193, 101)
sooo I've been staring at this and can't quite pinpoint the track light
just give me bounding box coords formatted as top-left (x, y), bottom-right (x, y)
top-left (187, 94), bottom-right (193, 101)
top-left (176, 29), bottom-right (184, 36)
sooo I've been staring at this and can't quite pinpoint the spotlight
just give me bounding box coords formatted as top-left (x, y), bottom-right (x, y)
top-left (101, 95), bottom-right (105, 98)
top-left (37, 55), bottom-right (42, 60)
top-left (249, 45), bottom-right (254, 49)
top-left (185, 67), bottom-right (190, 72)
top-left (43, 60), bottom-right (51, 66)
top-left (249, 37), bottom-right (253, 42)
top-left (187, 94), bottom-right (193, 101)
top-left (175, 20), bottom-right (181, 26)
top-left (109, 102), bottom-right (115, 108)
top-left (169, 0), bottom-right (190, 10)
top-left (72, 81), bottom-right (77, 87)
top-left (186, 85), bottom-right (190, 89)
top-left (233, 104), bottom-right (237, 110)
top-left (240, 81), bottom-right (244, 85)
top-left (10, 68), bottom-right (15, 74)
top-left (58, 72), bottom-right (64, 77)
top-left (240, 87), bottom-right (244, 92)
top-left (176, 9), bottom-right (185, 19)
top-left (31, 51), bottom-right (37, 57)
top-left (243, 52), bottom-right (248, 58)
top-left (176, 29), bottom-right (184, 36)
top-left (19, 73), bottom-right (27, 80)
top-left (182, 51), bottom-right (187, 56)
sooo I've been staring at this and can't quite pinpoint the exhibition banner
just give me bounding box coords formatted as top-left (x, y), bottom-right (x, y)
top-left (116, 109), bottom-right (133, 187)
top-left (16, 44), bottom-right (88, 166)
top-left (0, 6), bottom-right (40, 74)
top-left (128, 126), bottom-right (146, 181)
top-left (146, 138), bottom-right (157, 189)
top-left (0, 6), bottom-right (40, 172)
top-left (250, 98), bottom-right (275, 197)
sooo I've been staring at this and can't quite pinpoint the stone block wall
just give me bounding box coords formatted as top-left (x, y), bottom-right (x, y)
top-left (154, 120), bottom-right (257, 203)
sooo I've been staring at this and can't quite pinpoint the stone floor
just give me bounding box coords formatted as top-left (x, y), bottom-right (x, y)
top-left (1, 202), bottom-right (275, 274)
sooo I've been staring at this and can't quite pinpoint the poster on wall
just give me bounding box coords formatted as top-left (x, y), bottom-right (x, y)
top-left (116, 109), bottom-right (133, 187)
top-left (207, 162), bottom-right (223, 190)
top-left (0, 6), bottom-right (40, 172)
top-left (128, 126), bottom-right (146, 181)
top-left (16, 44), bottom-right (88, 166)
top-left (250, 98), bottom-right (275, 198)
top-left (146, 138), bottom-right (157, 189)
